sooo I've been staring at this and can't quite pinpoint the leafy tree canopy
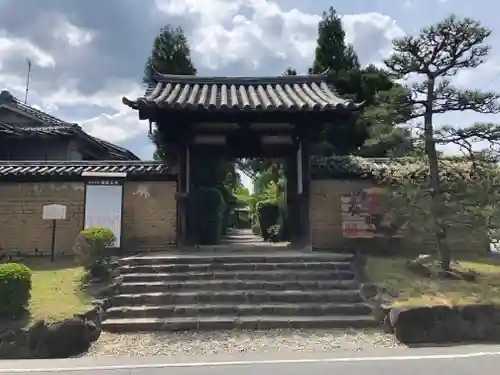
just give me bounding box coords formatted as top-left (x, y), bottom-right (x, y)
top-left (309, 7), bottom-right (413, 157)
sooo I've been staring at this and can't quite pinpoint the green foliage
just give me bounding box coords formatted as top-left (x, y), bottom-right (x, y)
top-left (267, 224), bottom-right (282, 242)
top-left (248, 162), bottom-right (288, 241)
top-left (383, 14), bottom-right (500, 269)
top-left (190, 159), bottom-right (240, 237)
top-left (143, 25), bottom-right (197, 162)
top-left (143, 25), bottom-right (196, 82)
top-left (0, 263), bottom-right (32, 318)
top-left (309, 7), bottom-right (413, 157)
top-left (309, 7), bottom-right (359, 74)
top-left (234, 186), bottom-right (252, 206)
top-left (310, 155), bottom-right (384, 180)
top-left (283, 67), bottom-right (297, 75)
top-left (193, 187), bottom-right (226, 245)
top-left (253, 165), bottom-right (282, 196)
top-left (381, 157), bottom-right (500, 258)
top-left (310, 154), bottom-right (499, 183)
top-left (258, 202), bottom-right (280, 241)
top-left (384, 15), bottom-right (499, 119)
top-left (74, 227), bottom-right (116, 278)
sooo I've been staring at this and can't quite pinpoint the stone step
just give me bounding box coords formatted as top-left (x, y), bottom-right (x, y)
top-left (119, 253), bottom-right (354, 266)
top-left (178, 245), bottom-right (295, 253)
top-left (118, 261), bottom-right (353, 274)
top-left (119, 270), bottom-right (356, 283)
top-left (101, 315), bottom-right (377, 332)
top-left (117, 280), bottom-right (359, 294)
top-left (106, 302), bottom-right (373, 319)
top-left (219, 236), bottom-right (263, 242)
top-left (110, 289), bottom-right (363, 307)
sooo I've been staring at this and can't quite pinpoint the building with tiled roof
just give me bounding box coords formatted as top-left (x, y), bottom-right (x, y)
top-left (0, 160), bottom-right (175, 182)
top-left (122, 71), bottom-right (361, 115)
top-left (0, 90), bottom-right (139, 161)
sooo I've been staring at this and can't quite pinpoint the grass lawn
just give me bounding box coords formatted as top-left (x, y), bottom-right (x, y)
top-left (26, 258), bottom-right (93, 322)
top-left (0, 257), bottom-right (95, 329)
top-left (365, 253), bottom-right (500, 307)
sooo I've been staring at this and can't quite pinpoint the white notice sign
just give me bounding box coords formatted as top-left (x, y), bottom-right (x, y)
top-left (84, 184), bottom-right (123, 247)
top-left (42, 204), bottom-right (67, 220)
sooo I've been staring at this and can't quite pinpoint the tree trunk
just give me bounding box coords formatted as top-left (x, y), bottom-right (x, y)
top-left (424, 77), bottom-right (451, 271)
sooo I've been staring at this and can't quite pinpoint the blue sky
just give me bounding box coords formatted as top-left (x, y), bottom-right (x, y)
top-left (0, 0), bottom-right (498, 189)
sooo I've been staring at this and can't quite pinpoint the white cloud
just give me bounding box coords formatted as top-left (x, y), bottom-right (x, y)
top-left (156, 0), bottom-right (404, 71)
top-left (0, 31), bottom-right (55, 68)
top-left (11, 79), bottom-right (148, 144)
top-left (342, 13), bottom-right (405, 63)
top-left (155, 0), bottom-right (243, 24)
top-left (80, 110), bottom-right (149, 144)
top-left (453, 59), bottom-right (500, 89)
top-left (37, 79), bottom-right (143, 112)
top-left (0, 73), bottom-right (27, 93)
top-left (53, 19), bottom-right (95, 46)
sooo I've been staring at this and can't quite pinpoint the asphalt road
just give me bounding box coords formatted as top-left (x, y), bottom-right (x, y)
top-left (1, 345), bottom-right (500, 375)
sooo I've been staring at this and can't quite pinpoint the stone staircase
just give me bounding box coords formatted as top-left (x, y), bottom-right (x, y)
top-left (102, 251), bottom-right (376, 332)
top-left (219, 228), bottom-right (264, 245)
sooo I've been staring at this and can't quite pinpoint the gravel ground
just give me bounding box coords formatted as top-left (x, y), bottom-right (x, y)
top-left (87, 329), bottom-right (404, 357)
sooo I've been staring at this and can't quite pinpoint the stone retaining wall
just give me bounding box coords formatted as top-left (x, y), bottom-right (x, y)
top-left (385, 304), bottom-right (500, 344)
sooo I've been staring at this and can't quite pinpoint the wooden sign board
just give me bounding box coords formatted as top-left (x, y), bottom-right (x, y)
top-left (42, 204), bottom-right (67, 220)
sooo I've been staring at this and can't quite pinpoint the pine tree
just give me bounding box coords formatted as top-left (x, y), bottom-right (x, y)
top-left (384, 15), bottom-right (500, 269)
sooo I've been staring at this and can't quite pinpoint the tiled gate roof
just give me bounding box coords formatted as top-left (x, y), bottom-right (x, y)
top-left (123, 73), bottom-right (361, 112)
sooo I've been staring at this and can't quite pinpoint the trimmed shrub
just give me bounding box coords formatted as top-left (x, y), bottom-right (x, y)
top-left (0, 262), bottom-right (32, 318)
top-left (74, 227), bottom-right (116, 278)
top-left (268, 224), bottom-right (282, 242)
top-left (193, 187), bottom-right (226, 245)
top-left (257, 202), bottom-right (280, 241)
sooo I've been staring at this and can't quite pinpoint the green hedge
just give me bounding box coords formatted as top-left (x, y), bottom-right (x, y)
top-left (0, 263), bottom-right (32, 318)
top-left (257, 202), bottom-right (280, 241)
top-left (193, 187), bottom-right (226, 245)
top-left (309, 155), bottom-right (492, 184)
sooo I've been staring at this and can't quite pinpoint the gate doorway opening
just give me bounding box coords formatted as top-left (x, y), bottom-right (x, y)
top-left (185, 144), bottom-right (309, 249)
top-left (220, 157), bottom-right (291, 249)
top-left (123, 72), bottom-right (360, 250)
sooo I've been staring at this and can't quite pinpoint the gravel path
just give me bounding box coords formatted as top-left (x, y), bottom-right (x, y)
top-left (87, 329), bottom-right (404, 357)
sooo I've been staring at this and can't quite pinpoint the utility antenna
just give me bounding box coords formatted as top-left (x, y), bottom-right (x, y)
top-left (24, 58), bottom-right (32, 104)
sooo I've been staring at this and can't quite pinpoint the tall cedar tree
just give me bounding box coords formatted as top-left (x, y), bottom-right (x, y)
top-left (309, 7), bottom-right (360, 73)
top-left (384, 15), bottom-right (500, 270)
top-left (310, 7), bottom-right (413, 156)
top-left (144, 26), bottom-right (239, 240)
top-left (143, 26), bottom-right (196, 82)
top-left (144, 26), bottom-right (197, 161)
